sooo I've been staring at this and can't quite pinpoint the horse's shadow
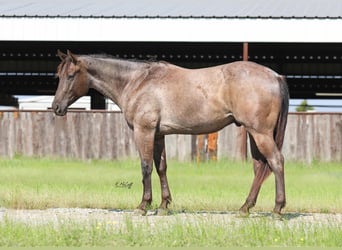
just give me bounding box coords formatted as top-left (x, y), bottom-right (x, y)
top-left (242, 212), bottom-right (311, 221)
top-left (170, 210), bottom-right (312, 221)
top-left (282, 212), bottom-right (312, 220)
top-left (108, 209), bottom-right (311, 221)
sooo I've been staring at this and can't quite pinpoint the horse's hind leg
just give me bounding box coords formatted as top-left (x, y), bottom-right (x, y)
top-left (244, 131), bottom-right (286, 216)
top-left (239, 133), bottom-right (272, 216)
top-left (153, 135), bottom-right (172, 215)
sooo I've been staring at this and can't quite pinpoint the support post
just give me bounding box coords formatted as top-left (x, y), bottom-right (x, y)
top-left (196, 134), bottom-right (205, 163)
top-left (243, 42), bottom-right (249, 61)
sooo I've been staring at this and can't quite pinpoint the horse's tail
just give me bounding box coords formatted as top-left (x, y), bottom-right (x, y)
top-left (274, 75), bottom-right (289, 151)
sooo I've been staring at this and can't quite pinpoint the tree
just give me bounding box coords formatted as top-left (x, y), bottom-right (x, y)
top-left (296, 99), bottom-right (314, 112)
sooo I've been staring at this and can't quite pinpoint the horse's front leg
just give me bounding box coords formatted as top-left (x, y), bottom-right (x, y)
top-left (154, 135), bottom-right (172, 215)
top-left (134, 127), bottom-right (155, 215)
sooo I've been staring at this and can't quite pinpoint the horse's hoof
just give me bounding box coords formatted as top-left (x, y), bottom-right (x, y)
top-left (156, 208), bottom-right (170, 216)
top-left (134, 208), bottom-right (147, 216)
top-left (272, 212), bottom-right (283, 220)
top-left (237, 210), bottom-right (250, 218)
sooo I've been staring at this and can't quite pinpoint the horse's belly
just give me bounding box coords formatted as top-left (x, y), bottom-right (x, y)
top-left (159, 113), bottom-right (235, 135)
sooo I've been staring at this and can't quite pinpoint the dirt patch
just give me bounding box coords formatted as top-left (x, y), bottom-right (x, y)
top-left (1, 208), bottom-right (341, 227)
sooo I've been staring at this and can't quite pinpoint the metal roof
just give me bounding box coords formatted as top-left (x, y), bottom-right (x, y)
top-left (1, 0), bottom-right (342, 18)
top-left (1, 0), bottom-right (342, 42)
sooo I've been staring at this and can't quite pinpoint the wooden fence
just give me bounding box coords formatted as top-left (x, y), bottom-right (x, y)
top-left (0, 111), bottom-right (341, 163)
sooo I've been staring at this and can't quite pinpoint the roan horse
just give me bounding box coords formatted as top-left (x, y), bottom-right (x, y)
top-left (53, 50), bottom-right (289, 217)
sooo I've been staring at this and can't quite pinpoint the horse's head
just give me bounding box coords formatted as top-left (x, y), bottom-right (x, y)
top-left (52, 50), bottom-right (90, 116)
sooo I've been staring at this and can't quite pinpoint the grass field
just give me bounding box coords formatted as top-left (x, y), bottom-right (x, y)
top-left (0, 156), bottom-right (341, 247)
top-left (0, 213), bottom-right (341, 247)
top-left (0, 156), bottom-right (341, 213)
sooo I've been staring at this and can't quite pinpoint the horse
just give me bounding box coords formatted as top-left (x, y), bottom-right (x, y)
top-left (52, 50), bottom-right (289, 217)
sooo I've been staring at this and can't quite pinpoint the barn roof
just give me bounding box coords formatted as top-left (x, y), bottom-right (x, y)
top-left (1, 0), bottom-right (342, 18)
top-left (1, 0), bottom-right (342, 42)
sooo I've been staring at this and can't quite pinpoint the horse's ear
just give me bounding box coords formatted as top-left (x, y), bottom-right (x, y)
top-left (67, 50), bottom-right (78, 64)
top-left (57, 49), bottom-right (67, 61)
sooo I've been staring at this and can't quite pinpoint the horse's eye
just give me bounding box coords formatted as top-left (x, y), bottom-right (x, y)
top-left (67, 74), bottom-right (75, 80)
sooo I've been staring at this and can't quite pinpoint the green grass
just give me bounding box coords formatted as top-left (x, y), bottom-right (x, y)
top-left (0, 156), bottom-right (341, 247)
top-left (0, 215), bottom-right (341, 247)
top-left (0, 156), bottom-right (341, 213)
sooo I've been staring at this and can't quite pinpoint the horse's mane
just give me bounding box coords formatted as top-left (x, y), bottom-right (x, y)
top-left (56, 59), bottom-right (69, 78)
top-left (56, 53), bottom-right (170, 78)
top-left (85, 53), bottom-right (163, 65)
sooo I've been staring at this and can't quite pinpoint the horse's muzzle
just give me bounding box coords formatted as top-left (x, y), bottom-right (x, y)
top-left (52, 102), bottom-right (67, 116)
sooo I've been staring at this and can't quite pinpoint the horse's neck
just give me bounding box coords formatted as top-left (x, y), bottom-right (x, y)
top-left (86, 57), bottom-right (149, 108)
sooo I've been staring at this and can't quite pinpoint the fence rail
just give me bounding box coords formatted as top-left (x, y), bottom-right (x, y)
top-left (0, 111), bottom-right (341, 163)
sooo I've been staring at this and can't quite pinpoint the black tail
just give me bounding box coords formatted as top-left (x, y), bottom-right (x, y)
top-left (274, 75), bottom-right (289, 151)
